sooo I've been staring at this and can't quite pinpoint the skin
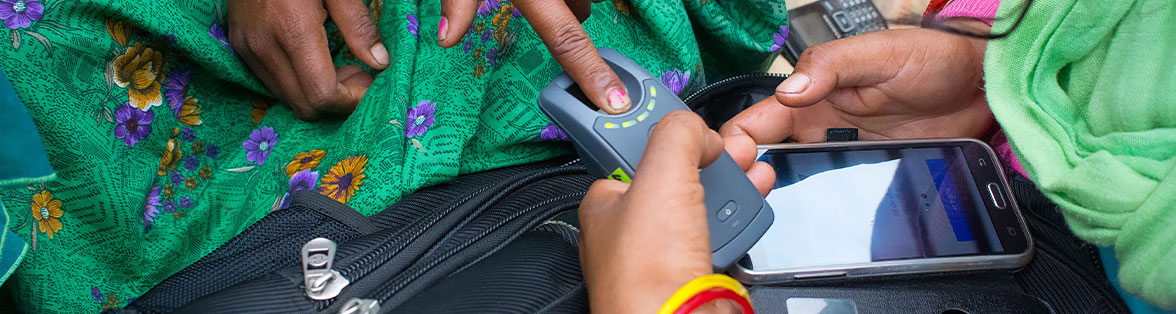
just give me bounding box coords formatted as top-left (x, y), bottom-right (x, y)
top-left (229, 0), bottom-right (633, 120)
top-left (578, 111), bottom-right (775, 314)
top-left (581, 20), bottom-right (994, 313)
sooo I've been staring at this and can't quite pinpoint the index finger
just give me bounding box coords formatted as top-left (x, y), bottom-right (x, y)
top-left (514, 0), bottom-right (632, 114)
top-left (278, 23), bottom-right (361, 114)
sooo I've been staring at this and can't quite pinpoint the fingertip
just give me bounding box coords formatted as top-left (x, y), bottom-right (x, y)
top-left (603, 87), bottom-right (631, 114)
top-left (776, 73), bottom-right (811, 95)
top-left (723, 134), bottom-right (758, 171)
top-left (437, 16), bottom-right (450, 44)
top-left (369, 42), bottom-right (389, 69)
top-left (747, 161), bottom-right (776, 197)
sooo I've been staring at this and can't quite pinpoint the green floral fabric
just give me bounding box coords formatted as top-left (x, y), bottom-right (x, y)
top-left (0, 0), bottom-right (786, 312)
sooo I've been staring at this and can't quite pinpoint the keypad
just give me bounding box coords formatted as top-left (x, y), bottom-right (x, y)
top-left (823, 0), bottom-right (886, 37)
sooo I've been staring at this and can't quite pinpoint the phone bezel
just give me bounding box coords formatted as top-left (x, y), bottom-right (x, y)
top-left (730, 138), bottom-right (1034, 284)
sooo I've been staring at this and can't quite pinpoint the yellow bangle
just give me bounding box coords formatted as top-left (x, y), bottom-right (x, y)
top-left (656, 274), bottom-right (751, 314)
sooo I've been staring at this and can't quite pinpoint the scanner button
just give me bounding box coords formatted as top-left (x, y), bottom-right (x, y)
top-left (716, 200), bottom-right (738, 222)
top-left (646, 99), bottom-right (656, 111)
top-left (604, 122), bottom-right (619, 129)
top-left (649, 86), bottom-right (656, 97)
top-left (637, 111), bottom-right (650, 122)
top-left (621, 120), bottom-right (637, 128)
top-left (987, 183), bottom-right (1007, 209)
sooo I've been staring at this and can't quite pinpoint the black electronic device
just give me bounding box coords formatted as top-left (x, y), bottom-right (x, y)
top-left (781, 0), bottom-right (889, 64)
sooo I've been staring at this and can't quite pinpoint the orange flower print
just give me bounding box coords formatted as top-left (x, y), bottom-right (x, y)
top-left (29, 190), bottom-right (63, 239)
top-left (319, 155), bottom-right (368, 204)
top-left (176, 96), bottom-right (202, 126)
top-left (105, 20), bottom-right (131, 46)
top-left (185, 177), bottom-right (198, 190)
top-left (251, 98), bottom-right (273, 125)
top-left (370, 0), bottom-right (385, 22)
top-left (286, 150), bottom-right (326, 177)
top-left (157, 138), bottom-right (182, 176)
top-left (199, 167), bottom-right (212, 180)
top-left (113, 42), bottom-right (167, 111)
top-left (163, 185), bottom-right (174, 198)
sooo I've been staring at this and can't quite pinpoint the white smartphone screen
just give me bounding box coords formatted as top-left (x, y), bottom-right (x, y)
top-left (744, 146), bottom-right (1005, 271)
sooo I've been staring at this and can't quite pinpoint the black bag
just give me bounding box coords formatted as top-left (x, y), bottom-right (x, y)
top-left (111, 74), bottom-right (1129, 314)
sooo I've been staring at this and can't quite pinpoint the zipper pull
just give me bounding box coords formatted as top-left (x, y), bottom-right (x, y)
top-left (338, 298), bottom-right (379, 314)
top-left (302, 238), bottom-right (350, 300)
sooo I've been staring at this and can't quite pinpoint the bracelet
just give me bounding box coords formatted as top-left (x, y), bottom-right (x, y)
top-left (673, 288), bottom-right (755, 314)
top-left (657, 274), bottom-right (754, 314)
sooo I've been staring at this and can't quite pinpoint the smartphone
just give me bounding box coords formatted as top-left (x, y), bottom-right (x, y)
top-left (730, 139), bottom-right (1032, 284)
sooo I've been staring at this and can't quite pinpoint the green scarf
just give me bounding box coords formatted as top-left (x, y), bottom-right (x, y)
top-left (985, 0), bottom-right (1176, 308)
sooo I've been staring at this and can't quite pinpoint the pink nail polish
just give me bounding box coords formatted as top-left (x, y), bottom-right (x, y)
top-left (607, 88), bottom-right (630, 111)
top-left (438, 17), bottom-right (449, 42)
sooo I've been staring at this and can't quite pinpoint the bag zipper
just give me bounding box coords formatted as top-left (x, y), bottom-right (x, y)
top-left (682, 73), bottom-right (788, 106)
top-left (364, 192), bottom-right (586, 305)
top-left (308, 164), bottom-right (588, 309)
top-left (302, 238), bottom-right (350, 300)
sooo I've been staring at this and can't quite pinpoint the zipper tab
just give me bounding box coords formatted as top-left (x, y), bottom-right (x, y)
top-left (338, 298), bottom-right (379, 314)
top-left (302, 238), bottom-right (350, 300)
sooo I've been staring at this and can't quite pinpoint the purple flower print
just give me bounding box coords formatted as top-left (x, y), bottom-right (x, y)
top-left (0, 0), bottom-right (44, 30)
top-left (405, 101), bottom-right (436, 138)
top-left (243, 127), bottom-right (279, 165)
top-left (206, 143), bottom-right (219, 159)
top-left (183, 156), bottom-right (198, 171)
top-left (91, 286), bottom-right (104, 302)
top-left (181, 128), bottom-right (196, 142)
top-left (178, 197), bottom-right (193, 208)
top-left (169, 172), bottom-right (183, 185)
top-left (281, 169), bottom-right (320, 209)
top-left (478, 0), bottom-right (499, 17)
top-left (481, 29), bottom-right (492, 43)
top-left (661, 68), bottom-right (690, 95)
top-left (462, 37), bottom-right (474, 53)
top-left (486, 47), bottom-right (498, 65)
top-left (406, 14), bottom-right (418, 38)
top-left (114, 102), bottom-right (154, 147)
top-left (209, 23), bottom-right (233, 52)
top-left (143, 186), bottom-right (161, 224)
top-left (770, 25), bottom-right (788, 52)
top-left (165, 69), bottom-right (191, 114)
top-left (540, 124), bottom-right (569, 141)
top-left (162, 200), bottom-right (176, 213)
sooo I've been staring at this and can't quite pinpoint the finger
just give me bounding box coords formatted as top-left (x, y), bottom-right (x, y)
top-left (776, 32), bottom-right (900, 108)
top-left (235, 42), bottom-right (286, 100)
top-left (632, 111), bottom-right (723, 193)
top-left (326, 0), bottom-right (389, 69)
top-left (438, 0), bottom-right (479, 48)
top-left (746, 161), bottom-right (776, 197)
top-left (719, 96), bottom-right (795, 144)
top-left (724, 132), bottom-right (759, 172)
top-left (252, 40), bottom-right (316, 118)
top-left (564, 0), bottom-right (593, 22)
top-left (578, 179), bottom-right (628, 231)
top-left (515, 0), bottom-right (631, 114)
top-left (278, 24), bottom-right (360, 115)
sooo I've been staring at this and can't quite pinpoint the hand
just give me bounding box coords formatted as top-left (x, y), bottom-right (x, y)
top-left (578, 112), bottom-right (775, 314)
top-left (720, 22), bottom-right (995, 162)
top-left (228, 0), bottom-right (389, 119)
top-left (438, 0), bottom-right (633, 114)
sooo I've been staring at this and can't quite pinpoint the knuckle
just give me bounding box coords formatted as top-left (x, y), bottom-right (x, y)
top-left (546, 25), bottom-right (595, 60)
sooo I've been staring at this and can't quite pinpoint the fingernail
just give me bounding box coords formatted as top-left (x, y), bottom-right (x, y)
top-left (607, 88), bottom-right (631, 112)
top-left (370, 42), bottom-right (389, 67)
top-left (438, 17), bottom-right (449, 42)
top-left (777, 73), bottom-right (810, 94)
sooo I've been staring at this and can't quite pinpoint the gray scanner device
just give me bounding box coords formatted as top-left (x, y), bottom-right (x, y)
top-left (537, 48), bottom-right (774, 270)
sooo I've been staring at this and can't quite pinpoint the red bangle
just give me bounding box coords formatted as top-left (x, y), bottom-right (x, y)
top-left (671, 287), bottom-right (755, 314)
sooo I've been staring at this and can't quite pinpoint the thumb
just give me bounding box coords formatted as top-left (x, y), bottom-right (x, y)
top-left (326, 0), bottom-right (389, 70)
top-left (775, 33), bottom-right (900, 108)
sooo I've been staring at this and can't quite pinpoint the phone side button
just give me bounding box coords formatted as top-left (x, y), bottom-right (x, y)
top-left (987, 183), bottom-right (1008, 209)
top-left (793, 271), bottom-right (847, 279)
